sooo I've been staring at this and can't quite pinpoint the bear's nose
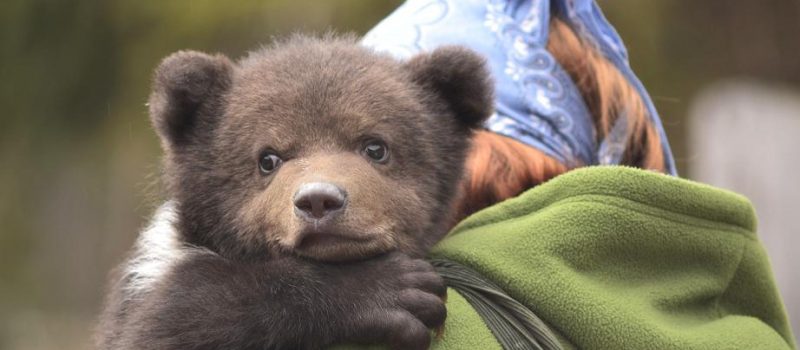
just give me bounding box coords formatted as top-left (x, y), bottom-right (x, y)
top-left (293, 182), bottom-right (347, 221)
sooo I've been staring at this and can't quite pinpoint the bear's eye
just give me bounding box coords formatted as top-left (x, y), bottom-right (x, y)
top-left (258, 153), bottom-right (283, 175)
top-left (362, 139), bottom-right (389, 163)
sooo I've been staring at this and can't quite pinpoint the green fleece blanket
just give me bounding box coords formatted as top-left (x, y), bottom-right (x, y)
top-left (343, 166), bottom-right (796, 349)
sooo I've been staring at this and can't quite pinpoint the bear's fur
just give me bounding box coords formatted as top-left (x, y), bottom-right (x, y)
top-left (96, 35), bottom-right (493, 350)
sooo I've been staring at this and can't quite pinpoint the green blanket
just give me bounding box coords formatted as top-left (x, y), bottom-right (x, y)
top-left (345, 166), bottom-right (796, 349)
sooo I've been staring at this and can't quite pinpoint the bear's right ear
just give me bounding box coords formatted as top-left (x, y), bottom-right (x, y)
top-left (148, 51), bottom-right (234, 149)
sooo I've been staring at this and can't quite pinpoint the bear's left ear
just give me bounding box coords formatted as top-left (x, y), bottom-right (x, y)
top-left (406, 46), bottom-right (494, 129)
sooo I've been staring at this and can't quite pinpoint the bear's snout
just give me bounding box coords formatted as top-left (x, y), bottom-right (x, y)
top-left (293, 182), bottom-right (347, 221)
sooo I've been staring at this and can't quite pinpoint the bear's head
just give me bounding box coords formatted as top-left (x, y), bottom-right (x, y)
top-left (149, 36), bottom-right (493, 262)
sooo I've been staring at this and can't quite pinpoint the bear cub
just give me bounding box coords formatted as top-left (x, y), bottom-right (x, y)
top-left (97, 35), bottom-right (493, 350)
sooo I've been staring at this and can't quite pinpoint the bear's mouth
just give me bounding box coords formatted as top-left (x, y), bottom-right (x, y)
top-left (293, 229), bottom-right (388, 262)
top-left (296, 231), bottom-right (370, 250)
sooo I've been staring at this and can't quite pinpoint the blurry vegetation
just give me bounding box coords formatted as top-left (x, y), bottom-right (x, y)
top-left (0, 0), bottom-right (797, 349)
top-left (602, 0), bottom-right (800, 165)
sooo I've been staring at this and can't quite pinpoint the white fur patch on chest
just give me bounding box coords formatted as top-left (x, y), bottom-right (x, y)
top-left (121, 201), bottom-right (187, 296)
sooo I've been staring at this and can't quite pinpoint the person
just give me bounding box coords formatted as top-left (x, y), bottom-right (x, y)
top-left (362, 0), bottom-right (675, 224)
top-left (355, 1), bottom-right (797, 349)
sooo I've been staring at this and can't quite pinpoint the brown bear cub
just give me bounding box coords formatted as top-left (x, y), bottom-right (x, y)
top-left (97, 35), bottom-right (493, 350)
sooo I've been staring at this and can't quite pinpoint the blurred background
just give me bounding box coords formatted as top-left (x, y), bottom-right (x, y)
top-left (1, 1), bottom-right (798, 349)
